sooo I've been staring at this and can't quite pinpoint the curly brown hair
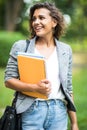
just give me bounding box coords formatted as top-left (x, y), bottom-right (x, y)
top-left (29, 2), bottom-right (66, 39)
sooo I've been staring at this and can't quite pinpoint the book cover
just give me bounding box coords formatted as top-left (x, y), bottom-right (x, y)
top-left (17, 52), bottom-right (47, 99)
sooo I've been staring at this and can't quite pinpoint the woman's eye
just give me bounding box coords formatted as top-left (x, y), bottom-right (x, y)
top-left (39, 16), bottom-right (45, 20)
top-left (32, 16), bottom-right (45, 22)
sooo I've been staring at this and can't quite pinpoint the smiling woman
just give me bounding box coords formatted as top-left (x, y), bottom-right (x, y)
top-left (29, 2), bottom-right (66, 39)
top-left (31, 8), bottom-right (57, 38)
top-left (4, 2), bottom-right (79, 130)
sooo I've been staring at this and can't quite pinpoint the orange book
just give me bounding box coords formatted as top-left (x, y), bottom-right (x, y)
top-left (17, 52), bottom-right (47, 99)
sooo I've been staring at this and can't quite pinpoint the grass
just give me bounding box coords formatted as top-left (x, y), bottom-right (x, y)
top-left (72, 68), bottom-right (87, 130)
top-left (0, 67), bottom-right (87, 130)
top-left (0, 68), bottom-right (14, 115)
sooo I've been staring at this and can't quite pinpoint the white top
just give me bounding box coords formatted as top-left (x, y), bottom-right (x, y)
top-left (35, 47), bottom-right (65, 100)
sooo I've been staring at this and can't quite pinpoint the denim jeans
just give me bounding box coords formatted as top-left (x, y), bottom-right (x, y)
top-left (22, 99), bottom-right (68, 130)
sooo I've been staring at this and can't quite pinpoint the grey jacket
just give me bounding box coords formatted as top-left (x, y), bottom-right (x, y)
top-left (4, 37), bottom-right (76, 113)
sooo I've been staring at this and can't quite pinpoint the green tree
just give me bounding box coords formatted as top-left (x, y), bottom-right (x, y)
top-left (0, 0), bottom-right (23, 31)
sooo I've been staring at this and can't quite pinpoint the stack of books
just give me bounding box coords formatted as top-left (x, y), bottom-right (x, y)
top-left (17, 52), bottom-right (47, 99)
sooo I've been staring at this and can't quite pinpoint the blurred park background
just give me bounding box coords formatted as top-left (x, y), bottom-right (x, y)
top-left (0, 0), bottom-right (87, 129)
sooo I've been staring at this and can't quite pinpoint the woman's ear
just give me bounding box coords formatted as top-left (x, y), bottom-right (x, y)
top-left (52, 19), bottom-right (57, 28)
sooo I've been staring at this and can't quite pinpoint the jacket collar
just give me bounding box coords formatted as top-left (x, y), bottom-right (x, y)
top-left (28, 37), bottom-right (68, 82)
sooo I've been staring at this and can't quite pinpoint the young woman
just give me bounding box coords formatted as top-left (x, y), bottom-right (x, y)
top-left (4, 2), bottom-right (79, 130)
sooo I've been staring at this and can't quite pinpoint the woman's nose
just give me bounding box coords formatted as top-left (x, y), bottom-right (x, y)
top-left (34, 18), bottom-right (40, 24)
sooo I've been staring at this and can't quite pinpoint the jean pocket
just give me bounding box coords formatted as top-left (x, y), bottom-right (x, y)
top-left (58, 100), bottom-right (67, 109)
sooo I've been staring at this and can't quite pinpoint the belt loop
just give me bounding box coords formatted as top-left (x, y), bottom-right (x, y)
top-left (35, 100), bottom-right (38, 107)
top-left (46, 100), bottom-right (49, 107)
top-left (54, 99), bottom-right (57, 104)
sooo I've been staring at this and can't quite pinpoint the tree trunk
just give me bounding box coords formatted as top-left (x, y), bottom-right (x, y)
top-left (5, 0), bottom-right (23, 31)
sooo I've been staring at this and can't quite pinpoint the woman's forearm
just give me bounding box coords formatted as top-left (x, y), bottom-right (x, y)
top-left (5, 78), bottom-right (36, 92)
top-left (68, 110), bottom-right (77, 124)
top-left (68, 93), bottom-right (79, 130)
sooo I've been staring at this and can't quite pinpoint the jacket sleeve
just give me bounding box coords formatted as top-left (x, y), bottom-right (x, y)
top-left (67, 46), bottom-right (73, 94)
top-left (4, 40), bottom-right (26, 82)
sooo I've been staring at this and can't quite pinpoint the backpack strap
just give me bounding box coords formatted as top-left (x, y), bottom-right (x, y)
top-left (25, 39), bottom-right (30, 52)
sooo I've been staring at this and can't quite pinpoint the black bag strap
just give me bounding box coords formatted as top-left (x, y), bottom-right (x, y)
top-left (25, 39), bottom-right (30, 52)
top-left (12, 92), bottom-right (19, 107)
top-left (12, 39), bottom-right (30, 108)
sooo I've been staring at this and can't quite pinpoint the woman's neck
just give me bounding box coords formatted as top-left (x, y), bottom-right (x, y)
top-left (36, 36), bottom-right (55, 47)
top-left (35, 36), bottom-right (56, 59)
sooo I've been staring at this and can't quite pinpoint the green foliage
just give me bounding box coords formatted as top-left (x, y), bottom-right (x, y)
top-left (0, 31), bottom-right (25, 67)
top-left (61, 37), bottom-right (87, 52)
top-left (54, 0), bottom-right (75, 15)
top-left (0, 67), bottom-right (14, 115)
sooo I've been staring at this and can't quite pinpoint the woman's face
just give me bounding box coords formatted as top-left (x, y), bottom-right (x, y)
top-left (32, 8), bottom-right (57, 38)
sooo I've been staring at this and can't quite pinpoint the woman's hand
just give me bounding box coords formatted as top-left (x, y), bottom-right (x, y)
top-left (5, 78), bottom-right (51, 96)
top-left (71, 123), bottom-right (79, 130)
top-left (68, 111), bottom-right (79, 130)
top-left (35, 79), bottom-right (51, 96)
